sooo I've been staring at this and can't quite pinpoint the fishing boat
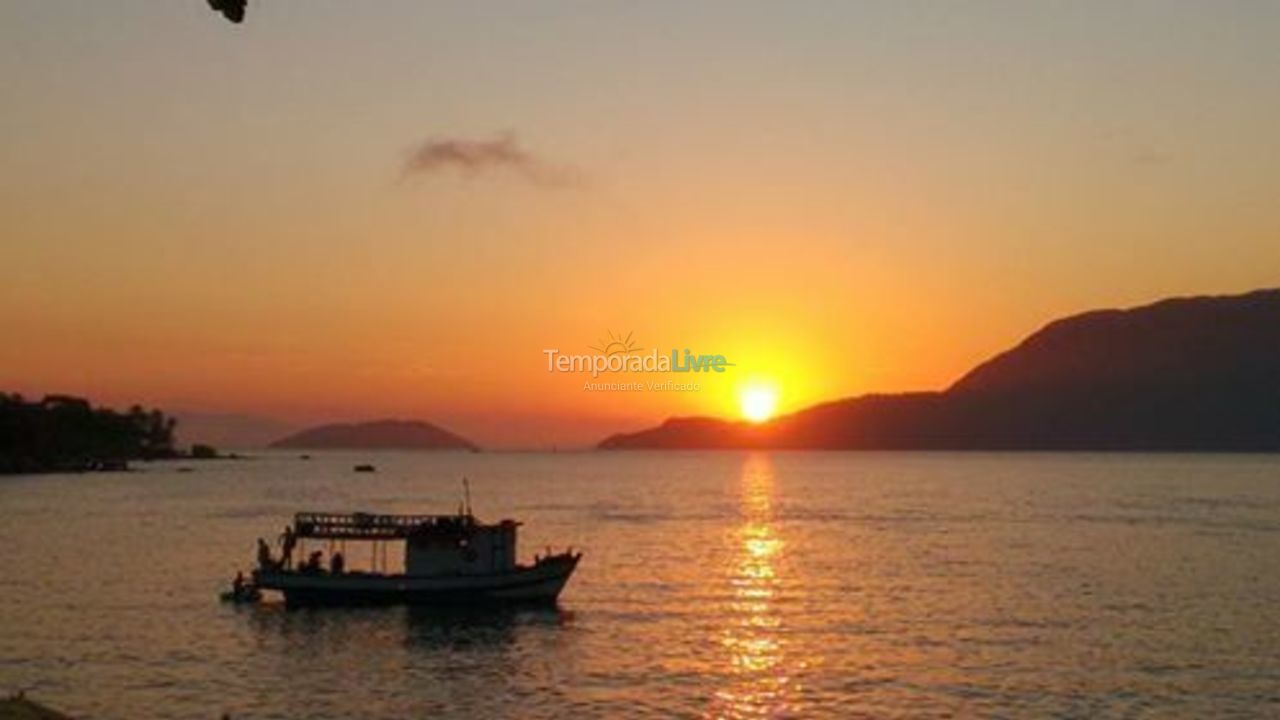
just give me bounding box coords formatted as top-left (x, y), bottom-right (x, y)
top-left (247, 506), bottom-right (581, 607)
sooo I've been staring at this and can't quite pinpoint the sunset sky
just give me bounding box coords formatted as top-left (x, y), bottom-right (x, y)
top-left (2, 2), bottom-right (1279, 448)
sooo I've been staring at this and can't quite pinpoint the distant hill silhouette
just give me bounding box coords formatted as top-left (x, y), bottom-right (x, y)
top-left (270, 419), bottom-right (479, 451)
top-left (600, 289), bottom-right (1280, 451)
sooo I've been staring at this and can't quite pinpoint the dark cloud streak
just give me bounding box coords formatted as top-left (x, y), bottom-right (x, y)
top-left (401, 132), bottom-right (579, 187)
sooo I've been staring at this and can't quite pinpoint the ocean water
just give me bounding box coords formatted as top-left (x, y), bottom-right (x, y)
top-left (1, 451), bottom-right (1279, 719)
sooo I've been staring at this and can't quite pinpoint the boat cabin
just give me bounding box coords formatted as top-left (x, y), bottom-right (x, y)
top-left (290, 511), bottom-right (520, 577)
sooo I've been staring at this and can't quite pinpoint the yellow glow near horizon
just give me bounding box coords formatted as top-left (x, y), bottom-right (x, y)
top-left (740, 385), bottom-right (779, 423)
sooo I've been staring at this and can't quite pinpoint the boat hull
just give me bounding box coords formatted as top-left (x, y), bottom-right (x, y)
top-left (254, 553), bottom-right (580, 607)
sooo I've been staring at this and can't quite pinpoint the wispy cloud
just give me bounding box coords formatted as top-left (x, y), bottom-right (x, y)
top-left (401, 132), bottom-right (579, 187)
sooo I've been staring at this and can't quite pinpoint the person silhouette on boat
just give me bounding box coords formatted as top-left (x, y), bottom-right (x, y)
top-left (279, 525), bottom-right (296, 568)
top-left (256, 538), bottom-right (273, 570)
top-left (330, 552), bottom-right (345, 575)
top-left (296, 548), bottom-right (322, 571)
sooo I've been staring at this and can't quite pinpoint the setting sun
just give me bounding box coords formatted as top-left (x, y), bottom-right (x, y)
top-left (740, 386), bottom-right (779, 423)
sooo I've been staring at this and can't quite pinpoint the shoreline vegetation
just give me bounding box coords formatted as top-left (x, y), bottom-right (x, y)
top-left (0, 394), bottom-right (230, 475)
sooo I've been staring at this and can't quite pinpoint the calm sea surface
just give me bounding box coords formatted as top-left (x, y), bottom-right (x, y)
top-left (2, 451), bottom-right (1279, 718)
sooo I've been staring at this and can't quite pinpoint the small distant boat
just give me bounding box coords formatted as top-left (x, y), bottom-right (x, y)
top-left (353, 464), bottom-right (376, 473)
top-left (247, 502), bottom-right (581, 607)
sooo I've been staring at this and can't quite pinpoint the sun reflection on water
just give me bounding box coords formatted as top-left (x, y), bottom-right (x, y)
top-left (708, 452), bottom-right (804, 719)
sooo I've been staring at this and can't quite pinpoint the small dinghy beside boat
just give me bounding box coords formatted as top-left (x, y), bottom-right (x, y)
top-left (220, 571), bottom-right (262, 604)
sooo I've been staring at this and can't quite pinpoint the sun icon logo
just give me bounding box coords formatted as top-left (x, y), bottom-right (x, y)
top-left (590, 330), bottom-right (642, 356)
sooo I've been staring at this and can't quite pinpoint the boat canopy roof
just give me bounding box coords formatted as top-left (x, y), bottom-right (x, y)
top-left (293, 511), bottom-right (517, 540)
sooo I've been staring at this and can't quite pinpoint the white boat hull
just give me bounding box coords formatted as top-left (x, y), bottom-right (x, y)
top-left (254, 553), bottom-right (580, 607)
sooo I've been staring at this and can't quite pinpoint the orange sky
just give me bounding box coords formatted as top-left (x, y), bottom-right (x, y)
top-left (2, 3), bottom-right (1279, 447)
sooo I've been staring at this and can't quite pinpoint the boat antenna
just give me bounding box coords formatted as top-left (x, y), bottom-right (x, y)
top-left (462, 476), bottom-right (472, 517)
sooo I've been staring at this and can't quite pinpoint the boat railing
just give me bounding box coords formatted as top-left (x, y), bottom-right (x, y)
top-left (293, 511), bottom-right (478, 540)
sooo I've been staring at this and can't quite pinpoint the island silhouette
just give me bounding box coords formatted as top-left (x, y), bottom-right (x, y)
top-left (269, 419), bottom-right (479, 451)
top-left (600, 288), bottom-right (1280, 451)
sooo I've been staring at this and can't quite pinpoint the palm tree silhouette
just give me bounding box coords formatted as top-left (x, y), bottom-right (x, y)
top-left (208, 0), bottom-right (247, 24)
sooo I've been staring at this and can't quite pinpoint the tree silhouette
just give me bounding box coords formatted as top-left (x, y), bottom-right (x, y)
top-left (0, 393), bottom-right (180, 473)
top-left (208, 0), bottom-right (247, 24)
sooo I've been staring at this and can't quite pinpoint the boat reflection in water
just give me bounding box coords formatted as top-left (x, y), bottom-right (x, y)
top-left (710, 452), bottom-right (807, 719)
top-left (233, 602), bottom-right (574, 718)
top-left (244, 601), bottom-right (569, 653)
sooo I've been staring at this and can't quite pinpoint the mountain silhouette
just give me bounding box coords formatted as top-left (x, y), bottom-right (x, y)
top-left (600, 289), bottom-right (1280, 451)
top-left (270, 419), bottom-right (479, 451)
